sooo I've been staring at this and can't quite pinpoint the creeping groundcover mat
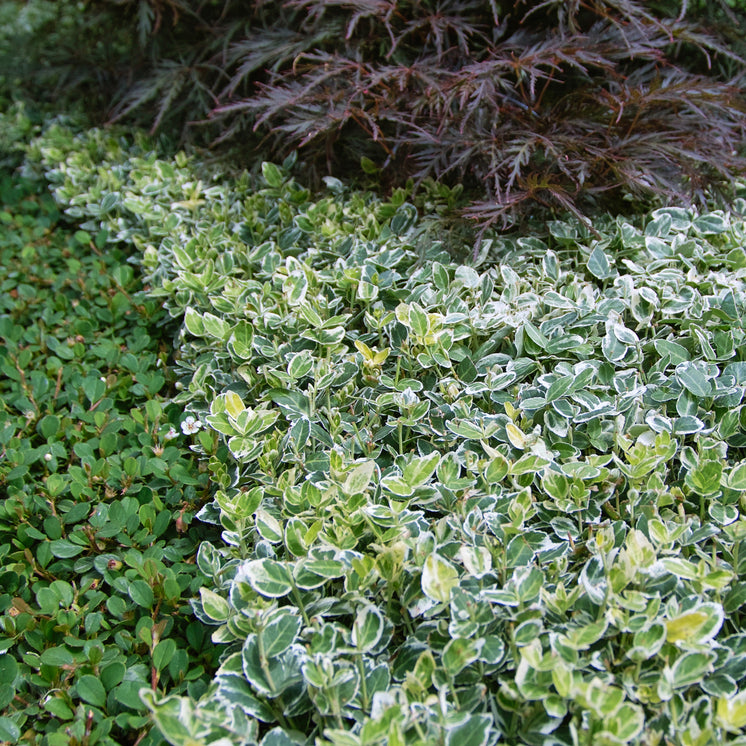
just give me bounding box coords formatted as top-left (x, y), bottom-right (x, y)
top-left (21, 125), bottom-right (746, 746)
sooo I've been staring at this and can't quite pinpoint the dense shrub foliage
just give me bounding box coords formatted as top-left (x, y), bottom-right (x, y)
top-left (2, 0), bottom-right (746, 225)
top-left (25, 124), bottom-right (746, 746)
top-left (0, 169), bottom-right (217, 745)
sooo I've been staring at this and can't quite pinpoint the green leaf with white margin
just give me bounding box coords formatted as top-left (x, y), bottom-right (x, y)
top-left (693, 212), bottom-right (728, 234)
top-left (301, 325), bottom-right (346, 346)
top-left (422, 553), bottom-right (459, 604)
top-left (650, 206), bottom-right (691, 231)
top-left (455, 265), bottom-right (481, 289)
top-left (685, 461), bottom-right (723, 496)
top-left (140, 690), bottom-right (209, 743)
top-left (223, 390), bottom-right (246, 419)
top-left (255, 509), bottom-right (284, 544)
top-left (602, 703), bottom-right (644, 743)
top-left (626, 623), bottom-right (666, 662)
top-left (302, 557), bottom-right (345, 579)
top-left (484, 452), bottom-right (509, 483)
top-left (342, 460), bottom-right (376, 496)
top-left (202, 312), bottom-right (231, 340)
top-left (199, 587), bottom-right (231, 622)
top-left (238, 559), bottom-right (294, 598)
top-left (666, 603), bottom-right (724, 645)
top-left (287, 351), bottom-right (314, 380)
top-left (587, 245), bottom-right (615, 279)
top-left (505, 422), bottom-right (527, 449)
top-left (183, 307), bottom-right (205, 336)
top-left (676, 361), bottom-right (713, 398)
top-left (546, 375), bottom-right (574, 402)
top-left (718, 690), bottom-right (746, 732)
top-left (283, 271), bottom-right (308, 305)
top-left (522, 320), bottom-right (549, 350)
top-left (298, 302), bottom-right (323, 327)
top-left (227, 320), bottom-right (254, 360)
top-left (459, 545), bottom-right (492, 578)
top-left (408, 302), bottom-right (429, 339)
top-left (227, 436), bottom-right (263, 461)
top-left (216, 654), bottom-right (275, 722)
top-left (380, 474), bottom-right (414, 497)
top-left (262, 162), bottom-right (284, 188)
top-left (269, 389), bottom-right (311, 418)
top-left (602, 331), bottom-right (628, 363)
top-left (262, 728), bottom-right (306, 746)
top-left (242, 634), bottom-right (303, 696)
top-left (402, 451), bottom-right (440, 488)
top-left (351, 605), bottom-right (386, 653)
top-left (446, 419), bottom-right (485, 440)
top-left (726, 462), bottom-right (746, 491)
top-left (671, 651), bottom-right (715, 689)
top-left (654, 339), bottom-right (690, 364)
top-left (445, 714), bottom-right (493, 746)
top-left (260, 608), bottom-right (302, 658)
top-left (442, 637), bottom-right (481, 676)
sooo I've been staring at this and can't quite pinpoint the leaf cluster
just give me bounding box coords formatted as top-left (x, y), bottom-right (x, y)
top-left (232, 0), bottom-right (746, 226)
top-left (3, 1), bottom-right (746, 227)
top-left (0, 169), bottom-right (218, 744)
top-left (29, 124), bottom-right (746, 745)
top-left (6, 0), bottom-right (746, 227)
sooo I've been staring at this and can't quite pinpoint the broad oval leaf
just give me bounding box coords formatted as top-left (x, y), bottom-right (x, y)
top-left (351, 605), bottom-right (386, 654)
top-left (421, 553), bottom-right (459, 604)
top-left (260, 609), bottom-right (302, 658)
top-left (239, 559), bottom-right (294, 598)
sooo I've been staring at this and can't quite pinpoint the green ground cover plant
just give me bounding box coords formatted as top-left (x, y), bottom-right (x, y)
top-left (0, 167), bottom-right (217, 744)
top-left (23, 124), bottom-right (746, 745)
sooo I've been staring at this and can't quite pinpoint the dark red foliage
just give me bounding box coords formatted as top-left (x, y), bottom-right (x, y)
top-left (14, 0), bottom-right (746, 226)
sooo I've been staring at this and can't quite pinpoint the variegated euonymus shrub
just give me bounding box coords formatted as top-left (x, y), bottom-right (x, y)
top-left (28, 126), bottom-right (746, 746)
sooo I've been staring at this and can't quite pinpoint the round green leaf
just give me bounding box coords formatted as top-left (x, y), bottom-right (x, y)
top-left (128, 580), bottom-right (154, 608)
top-left (77, 674), bottom-right (106, 707)
top-left (153, 639), bottom-right (177, 672)
top-left (0, 716), bottom-right (21, 741)
top-left (49, 539), bottom-right (84, 559)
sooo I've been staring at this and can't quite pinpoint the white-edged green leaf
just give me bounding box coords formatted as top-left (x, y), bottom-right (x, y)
top-left (587, 246), bottom-right (615, 279)
top-left (202, 312), bottom-right (230, 340)
top-left (199, 587), bottom-right (231, 622)
top-left (421, 553), bottom-right (459, 604)
top-left (402, 452), bottom-right (440, 488)
top-left (184, 307), bottom-right (205, 336)
top-left (255, 509), bottom-right (284, 544)
top-left (718, 690), bottom-right (746, 732)
top-left (239, 559), bottom-right (294, 598)
top-left (351, 605), bottom-right (386, 653)
top-left (676, 361), bottom-right (713, 398)
top-left (671, 651), bottom-right (714, 689)
top-left (262, 162), bottom-right (284, 188)
top-left (342, 460), bottom-right (376, 496)
top-left (445, 714), bottom-right (492, 746)
top-left (442, 637), bottom-right (481, 675)
top-left (666, 603), bottom-right (724, 645)
top-left (726, 463), bottom-right (746, 491)
top-left (260, 609), bottom-right (302, 658)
